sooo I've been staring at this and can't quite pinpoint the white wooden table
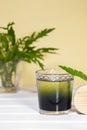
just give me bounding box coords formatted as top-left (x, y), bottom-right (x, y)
top-left (0, 90), bottom-right (87, 130)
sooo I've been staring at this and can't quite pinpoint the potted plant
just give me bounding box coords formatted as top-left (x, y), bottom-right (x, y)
top-left (0, 22), bottom-right (58, 92)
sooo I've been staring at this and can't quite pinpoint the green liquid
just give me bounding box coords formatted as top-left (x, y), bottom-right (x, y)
top-left (37, 79), bottom-right (73, 112)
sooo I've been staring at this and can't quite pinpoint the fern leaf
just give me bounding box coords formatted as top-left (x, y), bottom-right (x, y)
top-left (59, 65), bottom-right (87, 81)
top-left (35, 28), bottom-right (55, 39)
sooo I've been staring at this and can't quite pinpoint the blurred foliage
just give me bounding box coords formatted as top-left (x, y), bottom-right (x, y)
top-left (0, 22), bottom-right (58, 69)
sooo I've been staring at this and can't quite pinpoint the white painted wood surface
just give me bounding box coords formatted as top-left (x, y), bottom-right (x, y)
top-left (0, 90), bottom-right (87, 130)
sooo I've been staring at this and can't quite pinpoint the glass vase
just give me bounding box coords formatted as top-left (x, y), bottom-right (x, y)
top-left (0, 61), bottom-right (19, 92)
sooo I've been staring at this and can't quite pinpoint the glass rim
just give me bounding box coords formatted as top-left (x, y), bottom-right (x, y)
top-left (36, 68), bottom-right (74, 82)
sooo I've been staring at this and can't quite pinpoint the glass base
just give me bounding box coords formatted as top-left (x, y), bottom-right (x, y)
top-left (0, 87), bottom-right (18, 93)
top-left (39, 109), bottom-right (71, 115)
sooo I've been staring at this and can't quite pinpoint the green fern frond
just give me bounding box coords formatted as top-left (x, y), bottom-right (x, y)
top-left (0, 22), bottom-right (58, 69)
top-left (59, 65), bottom-right (87, 81)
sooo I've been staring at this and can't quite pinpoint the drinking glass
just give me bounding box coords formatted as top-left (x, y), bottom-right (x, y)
top-left (36, 68), bottom-right (74, 114)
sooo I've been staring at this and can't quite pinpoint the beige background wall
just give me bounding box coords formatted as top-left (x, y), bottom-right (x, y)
top-left (0, 0), bottom-right (87, 87)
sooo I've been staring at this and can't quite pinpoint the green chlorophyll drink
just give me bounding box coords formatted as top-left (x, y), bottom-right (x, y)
top-left (36, 69), bottom-right (74, 114)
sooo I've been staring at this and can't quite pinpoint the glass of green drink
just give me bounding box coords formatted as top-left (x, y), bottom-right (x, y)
top-left (36, 68), bottom-right (74, 114)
